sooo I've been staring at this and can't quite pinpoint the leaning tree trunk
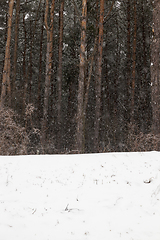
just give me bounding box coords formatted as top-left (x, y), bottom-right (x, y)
top-left (151, 0), bottom-right (160, 135)
top-left (94, 0), bottom-right (104, 152)
top-left (1, 0), bottom-right (14, 107)
top-left (76, 0), bottom-right (87, 153)
top-left (41, 0), bottom-right (55, 150)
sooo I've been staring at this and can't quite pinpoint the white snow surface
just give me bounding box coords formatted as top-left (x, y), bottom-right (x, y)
top-left (0, 152), bottom-right (160, 240)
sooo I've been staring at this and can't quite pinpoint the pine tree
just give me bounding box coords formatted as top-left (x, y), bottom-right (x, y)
top-left (151, 0), bottom-right (160, 134)
top-left (1, 0), bottom-right (14, 107)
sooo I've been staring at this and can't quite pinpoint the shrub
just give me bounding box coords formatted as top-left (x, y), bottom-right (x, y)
top-left (126, 123), bottom-right (160, 152)
top-left (0, 107), bottom-right (29, 155)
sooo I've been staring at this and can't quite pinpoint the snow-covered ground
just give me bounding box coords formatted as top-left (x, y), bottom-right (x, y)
top-left (0, 152), bottom-right (160, 240)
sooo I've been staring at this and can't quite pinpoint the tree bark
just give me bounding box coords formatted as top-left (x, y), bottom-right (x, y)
top-left (94, 0), bottom-right (104, 152)
top-left (57, 0), bottom-right (64, 150)
top-left (12, 0), bottom-right (20, 107)
top-left (151, 0), bottom-right (160, 134)
top-left (28, 1), bottom-right (42, 104)
top-left (131, 0), bottom-right (137, 125)
top-left (84, 0), bottom-right (99, 118)
top-left (1, 0), bottom-right (14, 107)
top-left (126, 0), bottom-right (131, 122)
top-left (22, 13), bottom-right (27, 114)
top-left (76, 0), bottom-right (87, 153)
top-left (37, 4), bottom-right (45, 125)
top-left (42, 0), bottom-right (55, 150)
top-left (28, 20), bottom-right (33, 103)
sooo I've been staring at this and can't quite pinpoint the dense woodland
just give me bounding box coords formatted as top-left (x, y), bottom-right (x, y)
top-left (0, 0), bottom-right (160, 155)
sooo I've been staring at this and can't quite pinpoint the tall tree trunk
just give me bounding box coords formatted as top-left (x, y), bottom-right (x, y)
top-left (126, 0), bottom-right (131, 122)
top-left (37, 4), bottom-right (45, 126)
top-left (7, 49), bottom-right (11, 107)
top-left (140, 0), bottom-right (147, 132)
top-left (84, 0), bottom-right (99, 119)
top-left (42, 0), bottom-right (55, 150)
top-left (57, 0), bottom-right (64, 150)
top-left (113, 14), bottom-right (119, 149)
top-left (76, 0), bottom-right (87, 153)
top-left (23, 12), bottom-right (27, 114)
top-left (131, 0), bottom-right (137, 125)
top-left (94, 0), bottom-right (104, 152)
top-left (28, 20), bottom-right (33, 103)
top-left (66, 7), bottom-right (77, 151)
top-left (12, 0), bottom-right (20, 107)
top-left (151, 0), bottom-right (160, 134)
top-left (28, 0), bottom-right (42, 105)
top-left (1, 0), bottom-right (14, 107)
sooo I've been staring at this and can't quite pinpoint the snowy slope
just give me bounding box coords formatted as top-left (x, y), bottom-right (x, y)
top-left (0, 152), bottom-right (160, 240)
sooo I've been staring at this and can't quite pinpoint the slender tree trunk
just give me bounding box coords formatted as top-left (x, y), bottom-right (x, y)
top-left (140, 0), bottom-right (147, 132)
top-left (84, 37), bottom-right (98, 116)
top-left (42, 0), bottom-right (55, 150)
top-left (57, 0), bottom-right (64, 150)
top-left (151, 0), bottom-right (160, 134)
top-left (126, 0), bottom-right (131, 122)
top-left (28, 0), bottom-right (42, 105)
top-left (76, 0), bottom-right (87, 153)
top-left (66, 7), bottom-right (77, 151)
top-left (12, 0), bottom-right (20, 107)
top-left (94, 0), bottom-right (104, 152)
top-left (1, 0), bottom-right (14, 107)
top-left (23, 13), bottom-right (27, 114)
top-left (37, 5), bottom-right (45, 125)
top-left (131, 0), bottom-right (137, 125)
top-left (28, 20), bottom-right (33, 103)
top-left (113, 15), bottom-right (119, 149)
top-left (7, 48), bottom-right (11, 106)
top-left (84, 0), bottom-right (99, 117)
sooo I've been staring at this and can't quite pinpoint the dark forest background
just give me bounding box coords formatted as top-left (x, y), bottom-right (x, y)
top-left (0, 0), bottom-right (160, 155)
